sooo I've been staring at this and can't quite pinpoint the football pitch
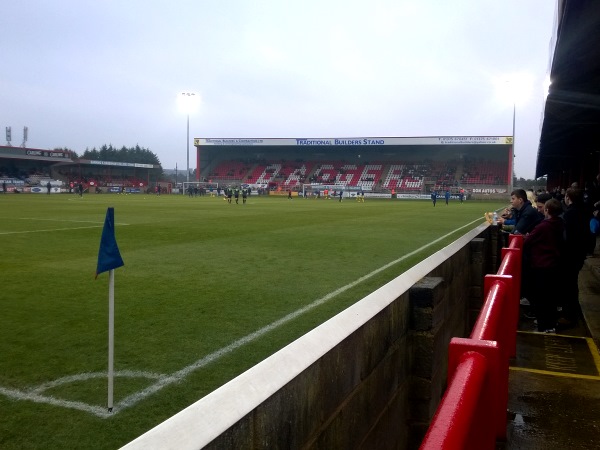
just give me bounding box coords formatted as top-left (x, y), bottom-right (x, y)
top-left (0, 193), bottom-right (504, 449)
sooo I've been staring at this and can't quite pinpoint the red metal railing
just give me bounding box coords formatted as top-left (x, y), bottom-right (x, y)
top-left (420, 233), bottom-right (523, 450)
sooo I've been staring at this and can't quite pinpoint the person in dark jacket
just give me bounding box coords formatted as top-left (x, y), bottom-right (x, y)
top-left (510, 189), bottom-right (541, 235)
top-left (559, 188), bottom-right (590, 328)
top-left (523, 198), bottom-right (564, 332)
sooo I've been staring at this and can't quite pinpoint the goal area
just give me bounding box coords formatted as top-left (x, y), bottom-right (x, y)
top-left (301, 184), bottom-right (362, 198)
top-left (182, 181), bottom-right (219, 194)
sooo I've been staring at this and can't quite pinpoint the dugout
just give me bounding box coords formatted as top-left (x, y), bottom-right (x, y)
top-left (193, 136), bottom-right (513, 199)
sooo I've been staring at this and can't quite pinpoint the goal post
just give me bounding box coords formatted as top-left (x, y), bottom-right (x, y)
top-left (301, 184), bottom-right (363, 198)
top-left (182, 181), bottom-right (219, 195)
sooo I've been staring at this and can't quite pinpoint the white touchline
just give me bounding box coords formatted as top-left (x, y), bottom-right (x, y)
top-left (19, 218), bottom-right (104, 223)
top-left (18, 217), bottom-right (130, 225)
top-left (0, 226), bottom-right (105, 235)
top-left (0, 223), bottom-right (131, 235)
top-left (0, 217), bottom-right (485, 417)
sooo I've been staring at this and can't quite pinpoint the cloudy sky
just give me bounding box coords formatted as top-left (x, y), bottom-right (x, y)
top-left (1, 1), bottom-right (556, 179)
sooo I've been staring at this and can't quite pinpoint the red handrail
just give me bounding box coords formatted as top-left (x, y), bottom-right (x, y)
top-left (419, 352), bottom-right (488, 449)
top-left (420, 232), bottom-right (523, 450)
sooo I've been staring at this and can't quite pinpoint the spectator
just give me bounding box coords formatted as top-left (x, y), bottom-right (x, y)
top-left (534, 192), bottom-right (553, 214)
top-left (523, 198), bottom-right (564, 332)
top-left (510, 189), bottom-right (541, 235)
top-left (589, 173), bottom-right (600, 214)
top-left (559, 188), bottom-right (590, 329)
top-left (516, 192), bottom-right (554, 308)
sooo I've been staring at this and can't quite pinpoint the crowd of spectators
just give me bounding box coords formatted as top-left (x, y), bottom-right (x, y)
top-left (497, 176), bottom-right (600, 333)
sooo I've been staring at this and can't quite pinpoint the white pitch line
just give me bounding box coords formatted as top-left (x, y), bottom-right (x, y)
top-left (0, 222), bottom-right (131, 235)
top-left (0, 225), bottom-right (105, 235)
top-left (0, 385), bottom-right (112, 417)
top-left (0, 217), bottom-right (485, 417)
top-left (0, 371), bottom-right (166, 418)
top-left (18, 218), bottom-right (130, 225)
top-left (0, 225), bottom-right (102, 236)
top-left (29, 370), bottom-right (165, 395)
top-left (19, 218), bottom-right (104, 223)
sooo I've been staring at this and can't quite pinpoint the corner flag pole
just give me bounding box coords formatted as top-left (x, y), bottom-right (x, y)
top-left (95, 207), bottom-right (124, 413)
top-left (108, 269), bottom-right (115, 412)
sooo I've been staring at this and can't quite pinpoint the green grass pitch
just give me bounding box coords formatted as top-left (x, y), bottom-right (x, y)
top-left (0, 193), bottom-right (504, 449)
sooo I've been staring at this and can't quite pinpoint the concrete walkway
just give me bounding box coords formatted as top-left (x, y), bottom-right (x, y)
top-left (503, 255), bottom-right (600, 449)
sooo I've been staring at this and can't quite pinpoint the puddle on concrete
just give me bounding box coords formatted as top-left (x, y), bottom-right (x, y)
top-left (507, 410), bottom-right (536, 425)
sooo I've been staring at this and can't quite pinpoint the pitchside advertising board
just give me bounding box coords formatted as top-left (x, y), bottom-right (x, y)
top-left (194, 136), bottom-right (512, 146)
top-left (29, 186), bottom-right (61, 194)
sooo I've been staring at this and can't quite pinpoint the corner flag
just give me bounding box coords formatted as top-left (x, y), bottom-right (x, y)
top-left (95, 207), bottom-right (124, 412)
top-left (96, 207), bottom-right (124, 278)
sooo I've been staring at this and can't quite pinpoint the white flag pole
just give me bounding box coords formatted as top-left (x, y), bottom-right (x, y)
top-left (108, 268), bottom-right (115, 412)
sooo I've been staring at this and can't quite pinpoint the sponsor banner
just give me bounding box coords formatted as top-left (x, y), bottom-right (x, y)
top-left (436, 137), bottom-right (510, 145)
top-left (0, 146), bottom-right (72, 159)
top-left (471, 188), bottom-right (508, 194)
top-left (195, 136), bottom-right (511, 147)
top-left (396, 194), bottom-right (431, 200)
top-left (30, 186), bottom-right (61, 194)
top-left (365, 193), bottom-right (392, 199)
top-left (38, 179), bottom-right (64, 187)
top-left (86, 160), bottom-right (154, 169)
top-left (26, 150), bottom-right (70, 158)
top-left (108, 187), bottom-right (142, 194)
top-left (196, 138), bottom-right (268, 146)
top-left (396, 193), bottom-right (467, 200)
top-left (0, 178), bottom-right (25, 185)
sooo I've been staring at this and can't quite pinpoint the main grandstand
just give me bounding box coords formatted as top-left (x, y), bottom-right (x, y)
top-left (193, 136), bottom-right (513, 199)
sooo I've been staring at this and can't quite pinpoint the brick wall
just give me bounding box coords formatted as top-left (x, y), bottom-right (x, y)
top-left (122, 225), bottom-right (497, 450)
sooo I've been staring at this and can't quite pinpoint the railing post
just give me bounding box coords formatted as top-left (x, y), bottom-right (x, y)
top-left (508, 233), bottom-right (523, 249)
top-left (420, 351), bottom-right (488, 450)
top-left (449, 338), bottom-right (505, 442)
top-left (483, 275), bottom-right (516, 358)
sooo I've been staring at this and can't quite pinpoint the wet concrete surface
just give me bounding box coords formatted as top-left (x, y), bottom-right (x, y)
top-left (500, 257), bottom-right (600, 449)
top-left (504, 370), bottom-right (600, 449)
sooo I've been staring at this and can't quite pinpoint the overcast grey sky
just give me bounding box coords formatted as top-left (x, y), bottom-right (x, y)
top-left (1, 1), bottom-right (556, 179)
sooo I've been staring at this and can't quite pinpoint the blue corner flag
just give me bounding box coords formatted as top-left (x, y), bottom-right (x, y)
top-left (96, 207), bottom-right (124, 279)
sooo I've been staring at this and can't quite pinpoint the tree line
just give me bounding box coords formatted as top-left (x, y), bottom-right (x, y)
top-left (81, 144), bottom-right (161, 165)
top-left (53, 144), bottom-right (161, 166)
